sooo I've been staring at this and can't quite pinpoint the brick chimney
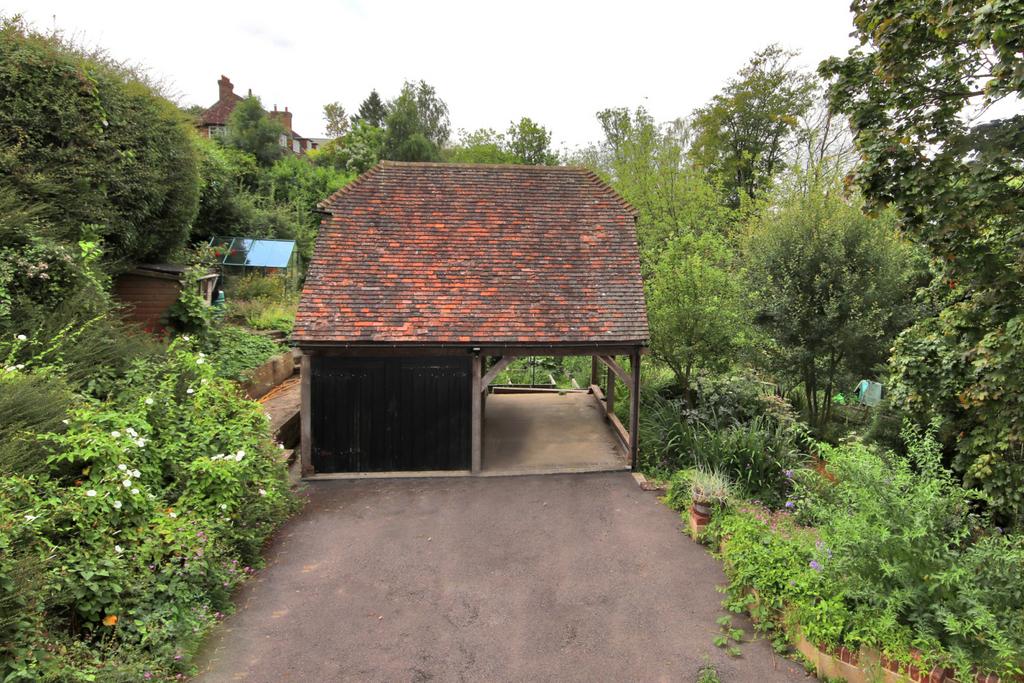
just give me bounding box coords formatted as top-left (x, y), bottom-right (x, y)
top-left (269, 105), bottom-right (293, 134)
top-left (218, 75), bottom-right (234, 101)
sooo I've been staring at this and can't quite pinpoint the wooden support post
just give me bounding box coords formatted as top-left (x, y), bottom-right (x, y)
top-left (299, 352), bottom-right (313, 477)
top-left (590, 355), bottom-right (599, 388)
top-left (629, 348), bottom-right (641, 470)
top-left (606, 360), bottom-right (615, 418)
top-left (471, 352), bottom-right (482, 474)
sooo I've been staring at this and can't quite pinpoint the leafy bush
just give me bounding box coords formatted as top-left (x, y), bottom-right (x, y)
top-left (663, 468), bottom-right (696, 511)
top-left (0, 18), bottom-right (200, 267)
top-left (1, 340), bottom-right (295, 681)
top-left (639, 388), bottom-right (807, 506)
top-left (226, 273), bottom-right (288, 302)
top-left (707, 425), bottom-right (1024, 679)
top-left (0, 370), bottom-right (73, 476)
top-left (201, 325), bottom-right (287, 381)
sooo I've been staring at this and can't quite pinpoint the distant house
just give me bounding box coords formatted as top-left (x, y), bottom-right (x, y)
top-left (197, 75), bottom-right (320, 155)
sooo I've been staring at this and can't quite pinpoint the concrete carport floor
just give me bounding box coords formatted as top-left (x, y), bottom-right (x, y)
top-left (481, 392), bottom-right (627, 475)
top-left (193, 473), bottom-right (807, 682)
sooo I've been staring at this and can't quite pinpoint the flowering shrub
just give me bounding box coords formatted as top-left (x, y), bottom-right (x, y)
top-left (1, 339), bottom-right (295, 681)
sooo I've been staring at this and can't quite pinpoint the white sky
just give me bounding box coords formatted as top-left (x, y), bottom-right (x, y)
top-left (11, 0), bottom-right (858, 151)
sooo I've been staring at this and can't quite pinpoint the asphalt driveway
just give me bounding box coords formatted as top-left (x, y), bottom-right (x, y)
top-left (194, 473), bottom-right (807, 682)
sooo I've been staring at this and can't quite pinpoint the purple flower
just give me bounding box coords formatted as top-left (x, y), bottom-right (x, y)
top-left (174, 654), bottom-right (183, 661)
top-left (784, 469), bottom-right (794, 479)
top-left (785, 501), bottom-right (795, 509)
top-left (809, 561), bottom-right (822, 572)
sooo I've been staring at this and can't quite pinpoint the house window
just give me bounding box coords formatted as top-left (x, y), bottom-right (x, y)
top-left (279, 134), bottom-right (288, 148)
top-left (209, 125), bottom-right (227, 137)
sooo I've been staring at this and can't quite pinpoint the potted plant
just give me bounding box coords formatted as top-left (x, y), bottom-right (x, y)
top-left (689, 468), bottom-right (734, 535)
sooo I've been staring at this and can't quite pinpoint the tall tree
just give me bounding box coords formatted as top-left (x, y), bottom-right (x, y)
top-left (382, 80), bottom-right (450, 162)
top-left (224, 96), bottom-right (285, 167)
top-left (647, 232), bottom-right (749, 402)
top-left (446, 128), bottom-right (514, 164)
top-left (745, 183), bottom-right (917, 429)
top-left (820, 0), bottom-right (1024, 524)
top-left (322, 101), bottom-right (349, 138)
top-left (582, 106), bottom-right (733, 267)
top-left (506, 117), bottom-right (558, 165)
top-left (354, 89), bottom-right (388, 128)
top-left (689, 45), bottom-right (816, 207)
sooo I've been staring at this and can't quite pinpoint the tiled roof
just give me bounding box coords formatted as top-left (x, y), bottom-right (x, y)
top-left (293, 162), bottom-right (649, 346)
top-left (199, 93), bottom-right (243, 126)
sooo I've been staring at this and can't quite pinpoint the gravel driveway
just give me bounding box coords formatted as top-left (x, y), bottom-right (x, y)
top-left (194, 473), bottom-right (807, 682)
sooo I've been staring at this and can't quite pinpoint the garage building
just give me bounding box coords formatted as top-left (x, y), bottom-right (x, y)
top-left (292, 161), bottom-right (649, 476)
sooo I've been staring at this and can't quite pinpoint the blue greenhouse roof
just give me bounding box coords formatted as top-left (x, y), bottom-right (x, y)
top-left (209, 237), bottom-right (295, 268)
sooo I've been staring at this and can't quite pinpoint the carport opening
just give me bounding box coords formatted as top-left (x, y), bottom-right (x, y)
top-left (480, 355), bottom-right (635, 475)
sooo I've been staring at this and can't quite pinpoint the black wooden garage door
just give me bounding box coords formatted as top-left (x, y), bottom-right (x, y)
top-left (310, 356), bottom-right (471, 472)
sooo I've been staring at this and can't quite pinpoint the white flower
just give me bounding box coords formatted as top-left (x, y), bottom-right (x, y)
top-left (235, 450), bottom-right (245, 461)
top-left (24, 514), bottom-right (37, 521)
top-left (182, 335), bottom-right (190, 342)
top-left (114, 545), bottom-right (123, 553)
top-left (211, 454), bottom-right (223, 461)
top-left (131, 488), bottom-right (140, 495)
top-left (110, 430), bottom-right (121, 438)
top-left (219, 503), bottom-right (227, 510)
top-left (62, 419), bottom-right (69, 425)
top-left (117, 463), bottom-right (128, 472)
top-left (186, 388), bottom-right (194, 395)
top-left (279, 444), bottom-right (285, 449)
top-left (16, 334), bottom-right (27, 341)
top-left (126, 427), bottom-right (137, 438)
top-left (14, 364), bottom-right (24, 370)
top-left (122, 479), bottom-right (133, 488)
top-left (85, 490), bottom-right (97, 497)
top-left (136, 438), bottom-right (146, 448)
top-left (131, 469), bottom-right (141, 478)
top-left (168, 511), bottom-right (177, 518)
top-left (144, 397), bottom-right (154, 406)
top-left (113, 500), bottom-right (122, 509)
top-left (196, 357), bottom-right (205, 365)
top-left (258, 489), bottom-right (266, 497)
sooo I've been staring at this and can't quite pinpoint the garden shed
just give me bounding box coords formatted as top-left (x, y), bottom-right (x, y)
top-left (293, 161), bottom-right (649, 476)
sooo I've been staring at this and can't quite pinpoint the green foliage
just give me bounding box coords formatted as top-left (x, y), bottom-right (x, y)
top-left (505, 117), bottom-right (558, 165)
top-left (322, 100), bottom-right (348, 138)
top-left (0, 18), bottom-right (200, 267)
top-left (166, 261), bottom-right (215, 336)
top-left (581, 106), bottom-right (734, 267)
top-left (0, 189), bottom-right (108, 333)
top-left (311, 120), bottom-right (386, 174)
top-left (191, 137), bottom-right (260, 243)
top-left (640, 389), bottom-right (807, 506)
top-left (224, 95), bottom-right (285, 167)
top-left (709, 426), bottom-right (1024, 679)
top-left (201, 325), bottom-right (287, 382)
top-left (820, 0), bottom-right (1024, 527)
top-left (647, 233), bottom-right (750, 399)
top-left (663, 468), bottom-right (696, 511)
top-left (689, 45), bottom-right (816, 207)
top-left (447, 118), bottom-right (558, 166)
top-left (0, 370), bottom-right (73, 476)
top-left (745, 185), bottom-right (918, 429)
top-left (1, 340), bottom-right (294, 680)
top-left (223, 272), bottom-right (297, 333)
top-left (690, 467), bottom-right (735, 507)
top-left (354, 89), bottom-right (388, 128)
top-left (382, 80), bottom-right (450, 161)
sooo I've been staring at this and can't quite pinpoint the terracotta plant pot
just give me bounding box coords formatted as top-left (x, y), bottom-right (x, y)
top-left (691, 501), bottom-right (712, 521)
